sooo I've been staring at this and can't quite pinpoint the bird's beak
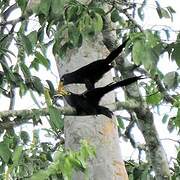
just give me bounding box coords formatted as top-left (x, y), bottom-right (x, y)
top-left (57, 81), bottom-right (70, 96)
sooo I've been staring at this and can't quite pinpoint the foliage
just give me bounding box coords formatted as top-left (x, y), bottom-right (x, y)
top-left (125, 160), bottom-right (154, 179)
top-left (0, 128), bottom-right (95, 179)
top-left (0, 0), bottom-right (180, 178)
top-left (31, 140), bottom-right (96, 180)
top-left (171, 147), bottom-right (180, 179)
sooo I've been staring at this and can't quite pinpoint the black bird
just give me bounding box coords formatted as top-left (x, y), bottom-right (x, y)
top-left (60, 38), bottom-right (129, 90)
top-left (54, 76), bottom-right (142, 118)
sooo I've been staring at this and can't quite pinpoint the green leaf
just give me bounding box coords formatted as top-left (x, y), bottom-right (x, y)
top-left (46, 20), bottom-right (55, 37)
top-left (133, 167), bottom-right (143, 179)
top-left (20, 131), bottom-right (30, 144)
top-left (162, 114), bottom-right (169, 124)
top-left (44, 88), bottom-right (52, 106)
top-left (92, 7), bottom-right (105, 16)
top-left (51, 0), bottom-right (65, 17)
top-left (0, 61), bottom-right (16, 83)
top-left (76, 155), bottom-right (87, 169)
top-left (20, 63), bottom-right (31, 80)
top-left (12, 146), bottom-right (23, 167)
top-left (161, 8), bottom-right (170, 18)
top-left (156, 7), bottom-right (170, 19)
top-left (0, 142), bottom-right (12, 163)
top-left (146, 92), bottom-right (162, 105)
top-left (68, 23), bottom-right (81, 47)
top-left (171, 43), bottom-right (180, 67)
top-left (44, 90), bottom-right (63, 130)
top-left (174, 109), bottom-right (180, 128)
top-left (132, 39), bottom-right (158, 73)
top-left (37, 26), bottom-right (45, 42)
top-left (111, 9), bottom-right (120, 22)
top-left (31, 170), bottom-right (49, 180)
top-left (0, 47), bottom-right (16, 58)
top-left (145, 81), bottom-right (163, 105)
top-left (33, 129), bottom-right (40, 144)
top-left (65, 5), bottom-right (78, 22)
top-left (35, 51), bottom-right (50, 69)
top-left (167, 6), bottom-right (176, 14)
top-left (167, 117), bottom-right (175, 133)
top-left (163, 71), bottom-right (179, 89)
top-left (78, 14), bottom-right (92, 33)
top-left (117, 116), bottom-right (125, 129)
top-left (143, 47), bottom-right (157, 71)
top-left (132, 39), bottom-right (145, 65)
top-left (77, 33), bottom-right (83, 48)
top-left (93, 13), bottom-right (103, 33)
top-left (17, 0), bottom-right (27, 12)
top-left (63, 158), bottom-right (72, 179)
top-left (21, 34), bottom-right (33, 55)
top-left (48, 106), bottom-right (64, 130)
top-left (173, 95), bottom-right (180, 108)
top-left (27, 31), bottom-right (38, 48)
top-left (137, 7), bottom-right (144, 20)
top-left (39, 0), bottom-right (51, 16)
top-left (46, 80), bottom-right (56, 97)
top-left (58, 42), bottom-right (69, 58)
top-left (68, 152), bottom-right (85, 171)
top-left (30, 58), bottom-right (39, 71)
top-left (166, 6), bottom-right (176, 21)
top-left (31, 76), bottom-right (44, 94)
top-left (144, 30), bottom-right (161, 47)
top-left (13, 72), bottom-right (24, 87)
top-left (177, 149), bottom-right (180, 162)
top-left (19, 83), bottom-right (27, 97)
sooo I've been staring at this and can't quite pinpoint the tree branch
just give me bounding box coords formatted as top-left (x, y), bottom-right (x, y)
top-left (0, 100), bottom-right (139, 129)
top-left (102, 12), bottom-right (171, 178)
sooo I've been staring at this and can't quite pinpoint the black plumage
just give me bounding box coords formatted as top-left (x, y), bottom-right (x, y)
top-left (60, 38), bottom-right (129, 90)
top-left (54, 76), bottom-right (142, 118)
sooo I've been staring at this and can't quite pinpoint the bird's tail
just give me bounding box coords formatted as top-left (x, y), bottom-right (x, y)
top-left (102, 76), bottom-right (143, 94)
top-left (105, 38), bottom-right (129, 64)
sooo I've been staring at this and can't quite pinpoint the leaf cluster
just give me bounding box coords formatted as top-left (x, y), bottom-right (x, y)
top-left (0, 127), bottom-right (95, 179)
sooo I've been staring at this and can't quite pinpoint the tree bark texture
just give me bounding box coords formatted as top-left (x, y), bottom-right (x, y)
top-left (56, 37), bottom-right (128, 180)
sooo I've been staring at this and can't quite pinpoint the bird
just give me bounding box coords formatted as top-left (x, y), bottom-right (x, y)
top-left (54, 76), bottom-right (142, 118)
top-left (60, 38), bottom-right (129, 90)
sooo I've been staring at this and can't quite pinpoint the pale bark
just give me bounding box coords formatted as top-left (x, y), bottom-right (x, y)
top-left (55, 37), bottom-right (128, 180)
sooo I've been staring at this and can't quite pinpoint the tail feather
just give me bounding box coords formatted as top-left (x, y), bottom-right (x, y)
top-left (105, 38), bottom-right (129, 64)
top-left (103, 76), bottom-right (143, 94)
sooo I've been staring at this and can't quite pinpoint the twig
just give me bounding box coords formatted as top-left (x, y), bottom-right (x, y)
top-left (121, 8), bottom-right (143, 32)
top-left (124, 116), bottom-right (136, 148)
top-left (160, 138), bottom-right (180, 144)
top-left (9, 88), bottom-right (15, 110)
top-left (154, 74), bottom-right (175, 104)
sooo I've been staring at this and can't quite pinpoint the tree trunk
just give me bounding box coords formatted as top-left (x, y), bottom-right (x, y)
top-left (55, 37), bottom-right (128, 180)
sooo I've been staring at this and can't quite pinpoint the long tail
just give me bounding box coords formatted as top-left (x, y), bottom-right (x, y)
top-left (105, 38), bottom-right (129, 64)
top-left (101, 76), bottom-right (143, 94)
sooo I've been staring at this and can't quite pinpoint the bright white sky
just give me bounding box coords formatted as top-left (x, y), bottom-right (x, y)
top-left (0, 0), bottom-right (180, 163)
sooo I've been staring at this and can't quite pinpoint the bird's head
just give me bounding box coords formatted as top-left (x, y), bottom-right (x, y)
top-left (57, 80), bottom-right (71, 96)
